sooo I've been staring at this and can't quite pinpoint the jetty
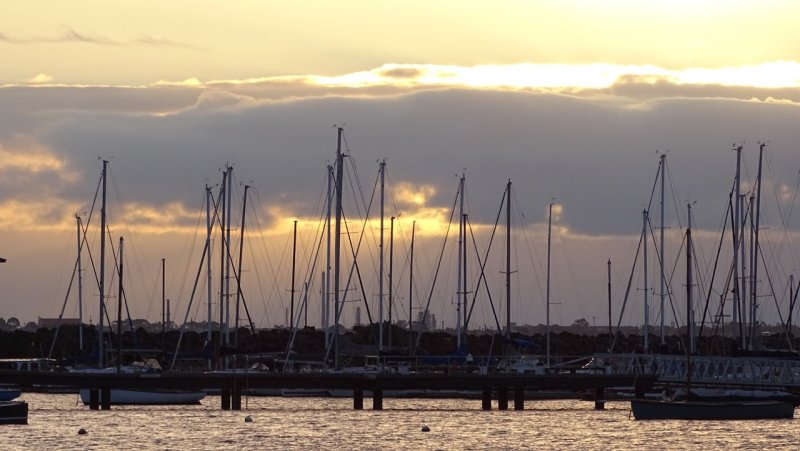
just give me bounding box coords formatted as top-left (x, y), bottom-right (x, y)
top-left (0, 369), bottom-right (655, 411)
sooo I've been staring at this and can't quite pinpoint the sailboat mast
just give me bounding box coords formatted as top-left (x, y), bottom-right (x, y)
top-left (462, 212), bottom-right (468, 342)
top-left (748, 194), bottom-right (755, 348)
top-left (607, 258), bottom-right (612, 352)
top-left (643, 209), bottom-right (650, 353)
top-left (98, 159), bottom-right (108, 368)
top-left (205, 184), bottom-right (213, 366)
top-left (162, 257), bottom-right (166, 349)
top-left (219, 170), bottom-right (227, 348)
top-left (117, 237), bottom-right (124, 374)
top-left (76, 214), bottom-right (84, 351)
top-left (379, 160), bottom-right (385, 354)
top-left (409, 220), bottom-right (416, 354)
top-left (740, 191), bottom-right (748, 346)
top-left (389, 216), bottom-right (394, 349)
top-left (234, 185), bottom-right (249, 347)
top-left (686, 226), bottom-right (693, 393)
top-left (290, 219), bottom-right (297, 334)
top-left (659, 153), bottom-right (666, 345)
top-left (456, 174), bottom-right (464, 349)
top-left (732, 145), bottom-right (742, 345)
top-left (546, 202), bottom-right (553, 366)
top-left (505, 180), bottom-right (511, 340)
top-left (324, 165), bottom-right (333, 344)
top-left (224, 166), bottom-right (233, 347)
top-left (688, 203), bottom-right (695, 354)
top-left (752, 142), bottom-right (765, 347)
top-left (333, 127), bottom-right (345, 368)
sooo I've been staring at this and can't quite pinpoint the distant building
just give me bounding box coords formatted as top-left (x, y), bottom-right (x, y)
top-left (414, 311), bottom-right (437, 332)
top-left (37, 317), bottom-right (80, 329)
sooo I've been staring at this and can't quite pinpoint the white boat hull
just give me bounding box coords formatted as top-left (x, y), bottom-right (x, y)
top-left (79, 388), bottom-right (205, 405)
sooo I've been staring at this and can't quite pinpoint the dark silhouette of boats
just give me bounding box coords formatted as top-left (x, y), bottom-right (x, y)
top-left (0, 401), bottom-right (28, 425)
top-left (630, 398), bottom-right (794, 420)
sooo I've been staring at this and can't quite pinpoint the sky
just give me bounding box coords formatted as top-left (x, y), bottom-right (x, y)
top-left (2, 1), bottom-right (800, 334)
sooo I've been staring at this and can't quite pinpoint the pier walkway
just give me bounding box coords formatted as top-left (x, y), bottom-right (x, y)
top-left (0, 370), bottom-right (656, 411)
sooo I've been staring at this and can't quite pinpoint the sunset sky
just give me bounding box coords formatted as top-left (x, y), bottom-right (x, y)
top-left (2, 1), bottom-right (800, 334)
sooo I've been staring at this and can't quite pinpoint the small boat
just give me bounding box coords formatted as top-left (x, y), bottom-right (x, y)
top-left (71, 361), bottom-right (206, 405)
top-left (78, 388), bottom-right (204, 405)
top-left (630, 398), bottom-right (794, 420)
top-left (0, 401), bottom-right (28, 425)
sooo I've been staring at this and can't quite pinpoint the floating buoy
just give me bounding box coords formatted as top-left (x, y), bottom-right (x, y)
top-left (244, 415), bottom-right (253, 423)
top-left (421, 426), bottom-right (430, 432)
top-left (78, 428), bottom-right (87, 435)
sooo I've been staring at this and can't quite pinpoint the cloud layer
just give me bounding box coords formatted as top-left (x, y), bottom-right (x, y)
top-left (1, 63), bottom-right (799, 331)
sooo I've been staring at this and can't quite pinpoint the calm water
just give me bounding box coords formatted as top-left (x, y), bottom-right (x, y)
top-left (3, 393), bottom-right (798, 450)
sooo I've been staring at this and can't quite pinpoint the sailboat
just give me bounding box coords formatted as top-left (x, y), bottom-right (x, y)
top-left (630, 225), bottom-right (794, 420)
top-left (70, 160), bottom-right (205, 406)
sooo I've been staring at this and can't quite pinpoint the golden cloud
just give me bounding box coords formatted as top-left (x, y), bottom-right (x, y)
top-left (0, 146), bottom-right (70, 174)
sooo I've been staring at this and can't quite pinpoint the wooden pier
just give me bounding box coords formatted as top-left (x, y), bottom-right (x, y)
top-left (0, 370), bottom-right (656, 411)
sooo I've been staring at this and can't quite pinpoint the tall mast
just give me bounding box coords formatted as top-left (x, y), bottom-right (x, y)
top-left (218, 169), bottom-right (227, 348)
top-left (748, 194), bottom-right (755, 349)
top-left (234, 185), bottom-right (249, 347)
top-left (161, 257), bottom-right (166, 350)
top-left (116, 237), bottom-right (124, 374)
top-left (456, 174), bottom-right (465, 349)
top-left (409, 220), bottom-right (416, 354)
top-left (607, 258), bottom-right (612, 352)
top-left (388, 215), bottom-right (395, 350)
top-left (76, 214), bottom-right (84, 351)
top-left (205, 184), bottom-right (213, 368)
top-left (546, 201), bottom-right (553, 366)
top-left (752, 142), bottom-right (765, 347)
top-left (379, 160), bottom-right (386, 354)
top-left (688, 202), bottom-right (695, 354)
top-left (740, 191), bottom-right (748, 346)
top-left (642, 209), bottom-right (650, 353)
top-left (686, 225), bottom-right (693, 393)
top-left (290, 219), bottom-right (297, 334)
top-left (731, 145), bottom-right (744, 345)
top-left (462, 212), bottom-right (468, 344)
top-left (505, 180), bottom-right (512, 340)
top-left (324, 164), bottom-right (333, 344)
top-left (333, 127), bottom-right (345, 368)
top-left (224, 166), bottom-right (233, 347)
top-left (98, 159), bottom-right (108, 368)
top-left (659, 153), bottom-right (666, 345)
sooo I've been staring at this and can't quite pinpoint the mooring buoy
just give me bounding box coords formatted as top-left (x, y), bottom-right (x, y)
top-left (245, 415), bottom-right (253, 423)
top-left (78, 428), bottom-right (87, 435)
top-left (421, 425), bottom-right (430, 432)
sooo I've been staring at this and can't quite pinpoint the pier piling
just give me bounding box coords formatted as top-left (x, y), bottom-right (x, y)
top-left (89, 389), bottom-right (99, 410)
top-left (221, 388), bottom-right (231, 410)
top-left (232, 387), bottom-right (242, 410)
top-left (498, 387), bottom-right (508, 411)
top-left (594, 387), bottom-right (605, 410)
top-left (353, 389), bottom-right (364, 410)
top-left (481, 389), bottom-right (492, 410)
top-left (100, 388), bottom-right (111, 410)
top-left (513, 386), bottom-right (524, 411)
top-left (372, 389), bottom-right (383, 410)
